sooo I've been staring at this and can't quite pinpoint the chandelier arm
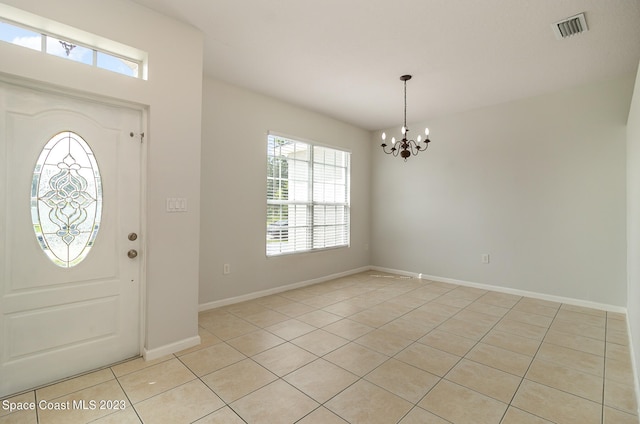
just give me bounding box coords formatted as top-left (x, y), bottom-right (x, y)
top-left (408, 140), bottom-right (420, 156)
top-left (380, 143), bottom-right (400, 156)
top-left (406, 139), bottom-right (429, 156)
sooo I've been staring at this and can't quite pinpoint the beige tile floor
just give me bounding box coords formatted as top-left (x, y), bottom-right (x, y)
top-left (1, 272), bottom-right (638, 424)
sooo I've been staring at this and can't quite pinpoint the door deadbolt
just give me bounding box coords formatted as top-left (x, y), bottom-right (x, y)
top-left (128, 232), bottom-right (138, 241)
top-left (127, 249), bottom-right (138, 259)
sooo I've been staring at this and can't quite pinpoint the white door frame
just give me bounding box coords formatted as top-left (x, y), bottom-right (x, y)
top-left (0, 72), bottom-right (148, 384)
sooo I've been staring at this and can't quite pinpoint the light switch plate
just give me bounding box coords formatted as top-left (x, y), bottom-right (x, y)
top-left (166, 197), bottom-right (187, 212)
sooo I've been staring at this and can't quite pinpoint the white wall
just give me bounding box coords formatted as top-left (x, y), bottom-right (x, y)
top-left (199, 78), bottom-right (371, 305)
top-left (627, 62), bottom-right (640, 410)
top-left (0, 0), bottom-right (204, 353)
top-left (372, 75), bottom-right (634, 307)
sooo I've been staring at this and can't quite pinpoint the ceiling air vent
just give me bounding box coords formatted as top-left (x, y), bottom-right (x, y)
top-left (552, 13), bottom-right (588, 39)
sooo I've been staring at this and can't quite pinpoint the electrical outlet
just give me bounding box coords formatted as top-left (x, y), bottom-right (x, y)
top-left (223, 263), bottom-right (231, 274)
top-left (481, 254), bottom-right (490, 264)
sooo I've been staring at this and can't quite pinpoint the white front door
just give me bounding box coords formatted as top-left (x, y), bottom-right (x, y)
top-left (0, 80), bottom-right (143, 397)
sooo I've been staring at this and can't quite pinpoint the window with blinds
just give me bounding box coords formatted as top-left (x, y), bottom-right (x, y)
top-left (267, 134), bottom-right (350, 256)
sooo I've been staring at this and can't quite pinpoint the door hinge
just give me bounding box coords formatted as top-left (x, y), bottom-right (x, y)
top-left (129, 132), bottom-right (145, 143)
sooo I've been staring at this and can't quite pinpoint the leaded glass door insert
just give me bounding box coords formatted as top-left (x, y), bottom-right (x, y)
top-left (31, 131), bottom-right (102, 267)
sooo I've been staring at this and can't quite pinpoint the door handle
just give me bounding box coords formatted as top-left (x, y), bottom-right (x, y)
top-left (127, 249), bottom-right (138, 259)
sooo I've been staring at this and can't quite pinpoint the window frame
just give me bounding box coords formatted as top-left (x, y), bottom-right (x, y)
top-left (267, 132), bottom-right (351, 257)
top-left (0, 16), bottom-right (145, 79)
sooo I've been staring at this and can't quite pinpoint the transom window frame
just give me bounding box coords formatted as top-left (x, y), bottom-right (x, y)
top-left (0, 12), bottom-right (146, 79)
top-left (267, 132), bottom-right (351, 257)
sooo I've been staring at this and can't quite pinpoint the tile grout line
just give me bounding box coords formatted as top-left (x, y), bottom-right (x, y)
top-left (34, 389), bottom-right (39, 424)
top-left (411, 291), bottom-right (524, 423)
top-left (344, 285), bottom-right (508, 422)
top-left (602, 311), bottom-right (608, 424)
top-left (312, 276), bottom-right (454, 419)
top-left (531, 305), bottom-right (634, 421)
top-left (111, 365), bottom-right (145, 424)
top-left (496, 297), bottom-right (563, 424)
top-left (173, 346), bottom-right (246, 423)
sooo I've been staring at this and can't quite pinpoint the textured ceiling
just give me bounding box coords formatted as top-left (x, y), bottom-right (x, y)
top-left (131, 0), bottom-right (640, 130)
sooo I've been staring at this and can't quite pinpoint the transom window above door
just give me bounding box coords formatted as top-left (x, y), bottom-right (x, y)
top-left (0, 6), bottom-right (146, 79)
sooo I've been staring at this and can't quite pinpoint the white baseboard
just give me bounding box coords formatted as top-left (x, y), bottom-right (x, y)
top-left (370, 266), bottom-right (627, 313)
top-left (199, 266), bottom-right (371, 312)
top-left (143, 335), bottom-right (201, 361)
top-left (627, 319), bottom-right (640, 417)
top-left (200, 264), bottom-right (626, 313)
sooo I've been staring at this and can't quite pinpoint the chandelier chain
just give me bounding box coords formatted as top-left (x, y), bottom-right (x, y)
top-left (404, 79), bottom-right (408, 130)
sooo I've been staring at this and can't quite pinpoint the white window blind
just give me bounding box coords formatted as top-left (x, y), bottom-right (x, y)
top-left (267, 134), bottom-right (350, 256)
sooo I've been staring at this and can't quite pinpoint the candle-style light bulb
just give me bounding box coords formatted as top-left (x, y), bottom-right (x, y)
top-left (417, 135), bottom-right (422, 143)
top-left (425, 128), bottom-right (430, 137)
top-left (401, 126), bottom-right (406, 135)
top-left (381, 132), bottom-right (386, 141)
top-left (391, 137), bottom-right (396, 144)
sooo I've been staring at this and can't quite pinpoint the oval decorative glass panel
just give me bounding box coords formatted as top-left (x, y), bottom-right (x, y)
top-left (31, 131), bottom-right (103, 267)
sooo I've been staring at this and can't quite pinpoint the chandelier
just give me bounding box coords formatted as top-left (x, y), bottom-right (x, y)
top-left (380, 75), bottom-right (431, 161)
